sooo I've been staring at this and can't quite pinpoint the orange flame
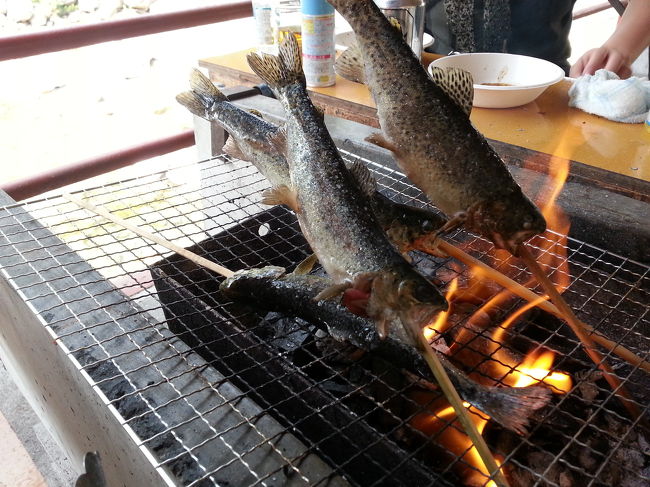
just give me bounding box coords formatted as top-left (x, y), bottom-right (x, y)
top-left (507, 350), bottom-right (573, 393)
top-left (414, 132), bottom-right (577, 485)
top-left (424, 278), bottom-right (459, 340)
top-left (414, 403), bottom-right (503, 487)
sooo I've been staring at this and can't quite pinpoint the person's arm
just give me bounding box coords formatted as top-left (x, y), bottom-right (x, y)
top-left (569, 0), bottom-right (650, 78)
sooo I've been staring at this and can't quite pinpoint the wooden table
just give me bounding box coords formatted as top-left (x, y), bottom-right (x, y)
top-left (200, 50), bottom-right (650, 196)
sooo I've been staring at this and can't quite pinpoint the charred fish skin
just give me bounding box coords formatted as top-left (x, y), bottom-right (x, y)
top-left (176, 69), bottom-right (290, 188)
top-left (220, 267), bottom-right (551, 435)
top-left (327, 0), bottom-right (546, 253)
top-left (246, 34), bottom-right (447, 336)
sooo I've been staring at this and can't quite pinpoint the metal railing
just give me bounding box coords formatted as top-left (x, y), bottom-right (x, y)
top-left (0, 1), bottom-right (253, 201)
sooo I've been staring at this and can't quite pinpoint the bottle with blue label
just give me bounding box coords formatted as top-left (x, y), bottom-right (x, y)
top-left (301, 0), bottom-right (336, 87)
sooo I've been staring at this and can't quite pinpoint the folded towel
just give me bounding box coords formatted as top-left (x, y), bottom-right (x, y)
top-left (568, 69), bottom-right (650, 124)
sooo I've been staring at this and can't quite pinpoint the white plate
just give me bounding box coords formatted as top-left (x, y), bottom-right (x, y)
top-left (429, 52), bottom-right (565, 108)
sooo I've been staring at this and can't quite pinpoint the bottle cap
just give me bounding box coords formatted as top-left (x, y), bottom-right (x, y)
top-left (301, 0), bottom-right (334, 16)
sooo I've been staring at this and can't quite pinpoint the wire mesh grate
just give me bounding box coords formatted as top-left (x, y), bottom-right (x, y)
top-left (0, 153), bottom-right (648, 487)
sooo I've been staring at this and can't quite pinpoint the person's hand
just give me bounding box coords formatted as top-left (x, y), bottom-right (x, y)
top-left (569, 45), bottom-right (632, 79)
top-left (570, 0), bottom-right (650, 79)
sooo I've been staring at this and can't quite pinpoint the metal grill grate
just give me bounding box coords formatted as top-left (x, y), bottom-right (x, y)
top-left (0, 153), bottom-right (647, 487)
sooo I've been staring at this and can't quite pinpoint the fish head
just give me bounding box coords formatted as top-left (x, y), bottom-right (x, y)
top-left (220, 266), bottom-right (287, 296)
top-left (467, 197), bottom-right (546, 254)
top-left (367, 269), bottom-right (448, 334)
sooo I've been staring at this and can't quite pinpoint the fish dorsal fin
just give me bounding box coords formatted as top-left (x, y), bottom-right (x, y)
top-left (261, 185), bottom-right (300, 213)
top-left (222, 136), bottom-right (246, 161)
top-left (347, 160), bottom-right (376, 196)
top-left (293, 253), bottom-right (318, 275)
top-left (334, 43), bottom-right (367, 84)
top-left (429, 66), bottom-right (474, 116)
top-left (189, 68), bottom-right (226, 102)
top-left (268, 125), bottom-right (287, 155)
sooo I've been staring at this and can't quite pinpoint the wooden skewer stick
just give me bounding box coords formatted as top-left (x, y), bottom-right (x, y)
top-left (423, 239), bottom-right (650, 374)
top-left (63, 193), bottom-right (234, 279)
top-left (518, 245), bottom-right (642, 420)
top-left (66, 193), bottom-right (508, 486)
top-left (416, 333), bottom-right (510, 487)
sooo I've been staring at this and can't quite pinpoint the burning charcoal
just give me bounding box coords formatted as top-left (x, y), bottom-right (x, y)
top-left (575, 370), bottom-right (603, 402)
top-left (265, 312), bottom-right (313, 352)
top-left (578, 439), bottom-right (599, 471)
top-left (639, 434), bottom-right (650, 457)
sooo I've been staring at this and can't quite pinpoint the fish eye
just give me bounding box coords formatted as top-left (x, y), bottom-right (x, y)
top-left (522, 214), bottom-right (533, 229)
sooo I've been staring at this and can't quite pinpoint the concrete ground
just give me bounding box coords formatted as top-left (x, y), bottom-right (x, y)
top-left (0, 1), bottom-right (641, 485)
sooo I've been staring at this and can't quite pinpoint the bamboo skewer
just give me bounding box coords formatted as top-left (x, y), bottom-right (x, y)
top-left (423, 239), bottom-right (650, 374)
top-left (413, 332), bottom-right (510, 487)
top-left (518, 245), bottom-right (642, 420)
top-left (63, 194), bottom-right (234, 278)
top-left (65, 193), bottom-right (508, 486)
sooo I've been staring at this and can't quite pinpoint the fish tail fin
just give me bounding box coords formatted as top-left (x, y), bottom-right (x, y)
top-left (175, 91), bottom-right (207, 117)
top-left (189, 68), bottom-right (227, 102)
top-left (247, 34), bottom-right (305, 91)
top-left (176, 68), bottom-right (227, 117)
top-left (485, 385), bottom-right (551, 435)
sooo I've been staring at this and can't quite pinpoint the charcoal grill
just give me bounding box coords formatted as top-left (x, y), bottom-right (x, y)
top-left (0, 149), bottom-right (648, 487)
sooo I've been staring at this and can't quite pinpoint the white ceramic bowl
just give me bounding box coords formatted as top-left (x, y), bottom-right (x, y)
top-left (428, 53), bottom-right (565, 108)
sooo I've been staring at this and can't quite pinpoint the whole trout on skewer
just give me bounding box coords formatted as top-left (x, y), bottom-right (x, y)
top-left (176, 69), bottom-right (448, 253)
top-left (245, 34), bottom-right (447, 339)
top-left (328, 0), bottom-right (546, 254)
top-left (220, 266), bottom-right (552, 435)
top-left (328, 0), bottom-right (641, 420)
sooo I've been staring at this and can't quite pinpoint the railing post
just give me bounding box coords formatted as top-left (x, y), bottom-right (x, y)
top-left (193, 117), bottom-right (227, 160)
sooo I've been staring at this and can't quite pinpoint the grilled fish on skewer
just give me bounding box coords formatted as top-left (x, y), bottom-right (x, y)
top-left (246, 34), bottom-right (447, 338)
top-left (176, 70), bottom-right (448, 251)
top-left (328, 0), bottom-right (546, 254)
top-left (220, 266), bottom-right (551, 435)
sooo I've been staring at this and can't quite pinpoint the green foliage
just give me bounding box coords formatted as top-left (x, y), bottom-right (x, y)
top-left (55, 1), bottom-right (79, 17)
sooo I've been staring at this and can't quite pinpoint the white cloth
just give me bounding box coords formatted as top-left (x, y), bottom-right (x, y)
top-left (568, 69), bottom-right (650, 124)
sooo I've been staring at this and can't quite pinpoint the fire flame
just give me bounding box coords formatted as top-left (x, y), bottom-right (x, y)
top-left (413, 402), bottom-right (503, 487)
top-left (413, 139), bottom-right (576, 485)
top-left (424, 278), bottom-right (458, 340)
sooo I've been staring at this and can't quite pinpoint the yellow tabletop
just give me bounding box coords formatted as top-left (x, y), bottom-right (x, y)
top-left (200, 49), bottom-right (649, 183)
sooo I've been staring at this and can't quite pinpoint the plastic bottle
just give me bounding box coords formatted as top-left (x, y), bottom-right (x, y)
top-left (301, 0), bottom-right (336, 87)
top-left (252, 0), bottom-right (274, 52)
